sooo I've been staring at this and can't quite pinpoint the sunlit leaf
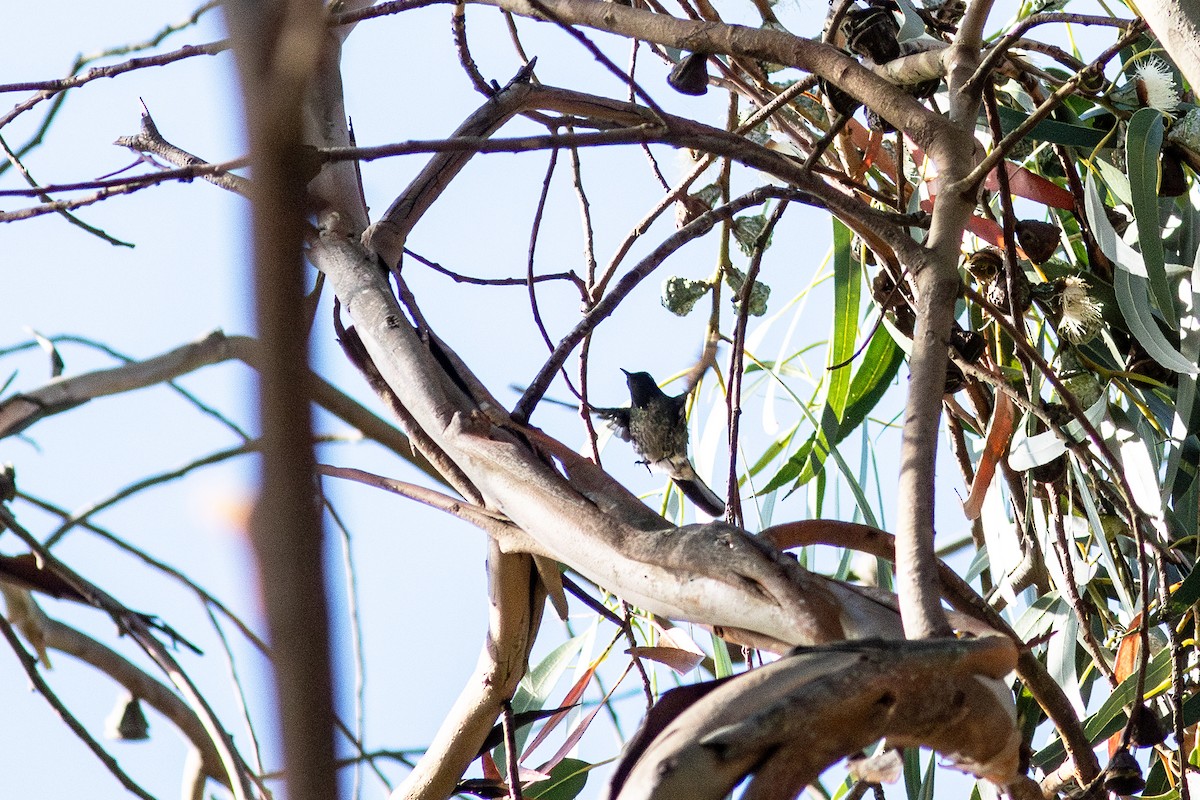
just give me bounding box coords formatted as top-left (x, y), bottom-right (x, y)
top-left (1069, 458), bottom-right (1135, 612)
top-left (1008, 394), bottom-right (1107, 471)
top-left (1084, 174), bottom-right (1197, 374)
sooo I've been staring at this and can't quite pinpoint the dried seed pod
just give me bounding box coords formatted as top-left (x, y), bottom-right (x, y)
top-left (668, 53), bottom-right (710, 96)
top-left (675, 193), bottom-right (711, 228)
top-left (872, 270), bottom-right (903, 309)
top-left (966, 248), bottom-right (1003, 283)
top-left (950, 327), bottom-right (986, 365)
top-left (909, 77), bottom-right (941, 100)
top-left (943, 361), bottom-right (967, 394)
top-left (1103, 748), bottom-right (1145, 796)
top-left (982, 263), bottom-right (1032, 314)
top-left (1105, 205), bottom-right (1132, 237)
top-left (891, 303), bottom-right (916, 337)
top-left (1014, 219), bottom-right (1060, 264)
top-left (841, 4), bottom-right (900, 64)
top-left (1128, 701), bottom-right (1168, 748)
top-left (1160, 146), bottom-right (1188, 197)
top-left (106, 693), bottom-right (150, 741)
top-left (821, 78), bottom-right (861, 116)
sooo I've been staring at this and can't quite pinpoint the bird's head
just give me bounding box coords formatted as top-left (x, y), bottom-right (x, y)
top-left (622, 370), bottom-right (665, 405)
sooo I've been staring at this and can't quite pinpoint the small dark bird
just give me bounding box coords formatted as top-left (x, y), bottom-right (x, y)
top-left (594, 370), bottom-right (726, 517)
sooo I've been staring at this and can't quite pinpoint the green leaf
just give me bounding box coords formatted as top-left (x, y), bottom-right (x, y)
top-left (1165, 564), bottom-right (1200, 619)
top-left (1115, 268), bottom-right (1196, 374)
top-left (1008, 394), bottom-right (1107, 471)
top-left (743, 421), bottom-right (800, 479)
top-left (844, 326), bottom-right (903, 413)
top-left (710, 632), bottom-right (734, 678)
top-left (757, 328), bottom-right (900, 504)
top-left (1034, 646), bottom-right (1173, 769)
top-left (829, 219), bottom-right (860, 423)
top-left (759, 437), bottom-right (815, 493)
top-left (1093, 158), bottom-right (1131, 206)
top-left (1163, 241), bottom-right (1200, 540)
top-left (1069, 459), bottom-right (1135, 611)
top-left (514, 635), bottom-right (586, 713)
top-left (524, 758), bottom-right (592, 800)
top-left (787, 220), bottom-right (859, 485)
top-left (1126, 108), bottom-right (1176, 329)
top-left (993, 104), bottom-right (1107, 147)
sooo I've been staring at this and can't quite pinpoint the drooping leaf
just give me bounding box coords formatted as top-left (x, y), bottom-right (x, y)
top-left (1162, 242), bottom-right (1200, 542)
top-left (28, 329), bottom-right (64, 377)
top-left (514, 635), bottom-right (587, 713)
top-left (1126, 108), bottom-right (1176, 328)
top-left (828, 219), bottom-right (860, 424)
top-left (1084, 174), bottom-right (1197, 374)
top-left (1069, 459), bottom-right (1136, 612)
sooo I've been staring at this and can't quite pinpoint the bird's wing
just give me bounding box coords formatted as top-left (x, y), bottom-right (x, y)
top-left (592, 406), bottom-right (632, 441)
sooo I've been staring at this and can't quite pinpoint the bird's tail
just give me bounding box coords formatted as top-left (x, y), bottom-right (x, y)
top-left (672, 472), bottom-right (726, 517)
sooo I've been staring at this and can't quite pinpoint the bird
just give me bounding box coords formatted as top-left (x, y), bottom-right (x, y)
top-left (593, 369), bottom-right (726, 517)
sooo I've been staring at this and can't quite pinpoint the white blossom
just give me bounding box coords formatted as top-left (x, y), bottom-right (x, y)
top-left (1058, 276), bottom-right (1104, 344)
top-left (1134, 57), bottom-right (1181, 118)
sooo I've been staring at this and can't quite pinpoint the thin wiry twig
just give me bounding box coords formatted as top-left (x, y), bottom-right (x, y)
top-left (0, 40), bottom-right (230, 128)
top-left (0, 0), bottom-right (221, 169)
top-left (528, 146), bottom-right (562, 353)
top-left (0, 333), bottom-right (251, 441)
top-left (43, 434), bottom-right (354, 547)
top-left (16, 490), bottom-right (269, 653)
top-left (726, 200), bottom-right (789, 525)
top-left (0, 132), bottom-right (133, 246)
top-left (325, 499), bottom-right (370, 800)
top-left (205, 606), bottom-right (267, 776)
top-left (0, 613), bottom-right (157, 800)
top-left (0, 506), bottom-right (258, 799)
top-left (404, 247), bottom-right (583, 288)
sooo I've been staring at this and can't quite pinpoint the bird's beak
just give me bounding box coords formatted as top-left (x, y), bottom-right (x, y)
top-left (620, 368), bottom-right (632, 377)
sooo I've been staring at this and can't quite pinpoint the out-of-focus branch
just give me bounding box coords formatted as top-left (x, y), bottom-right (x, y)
top-left (223, 5), bottom-right (335, 800)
